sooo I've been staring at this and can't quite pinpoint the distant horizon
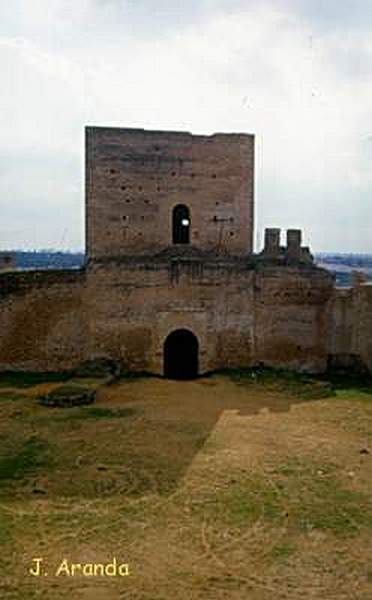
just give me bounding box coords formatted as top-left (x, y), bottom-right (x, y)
top-left (2, 248), bottom-right (372, 257)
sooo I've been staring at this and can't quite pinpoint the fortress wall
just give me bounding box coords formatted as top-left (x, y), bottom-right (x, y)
top-left (352, 284), bottom-right (372, 372)
top-left (84, 261), bottom-right (333, 375)
top-left (327, 284), bottom-right (372, 373)
top-left (0, 262), bottom-right (337, 376)
top-left (85, 261), bottom-right (256, 375)
top-left (86, 127), bottom-right (254, 259)
top-left (254, 267), bottom-right (334, 372)
top-left (0, 270), bottom-right (87, 371)
top-left (327, 288), bottom-right (355, 362)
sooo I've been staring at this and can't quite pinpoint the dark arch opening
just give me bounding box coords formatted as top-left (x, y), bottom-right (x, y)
top-left (172, 204), bottom-right (190, 244)
top-left (164, 329), bottom-right (199, 380)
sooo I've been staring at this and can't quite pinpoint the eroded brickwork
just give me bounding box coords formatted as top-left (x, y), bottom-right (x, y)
top-left (86, 127), bottom-right (254, 259)
top-left (0, 270), bottom-right (87, 370)
top-left (254, 266), bottom-right (333, 372)
top-left (84, 259), bottom-right (256, 374)
top-left (327, 282), bottom-right (372, 372)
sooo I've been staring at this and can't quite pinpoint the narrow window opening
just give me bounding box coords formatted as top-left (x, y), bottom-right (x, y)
top-left (172, 204), bottom-right (190, 244)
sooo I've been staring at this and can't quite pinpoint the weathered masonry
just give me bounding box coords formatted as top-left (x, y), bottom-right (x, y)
top-left (86, 127), bottom-right (255, 258)
top-left (0, 126), bottom-right (371, 378)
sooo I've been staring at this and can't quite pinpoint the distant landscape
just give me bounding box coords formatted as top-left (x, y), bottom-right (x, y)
top-left (316, 253), bottom-right (372, 286)
top-left (10, 251), bottom-right (85, 271)
top-left (2, 251), bottom-right (372, 287)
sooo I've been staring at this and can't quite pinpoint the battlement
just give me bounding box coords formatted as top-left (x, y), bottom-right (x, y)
top-left (259, 228), bottom-right (313, 264)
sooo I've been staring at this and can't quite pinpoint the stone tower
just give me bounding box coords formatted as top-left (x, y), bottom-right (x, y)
top-left (85, 127), bottom-right (255, 260)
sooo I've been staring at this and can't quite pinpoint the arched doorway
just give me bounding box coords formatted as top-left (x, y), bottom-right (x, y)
top-left (164, 329), bottom-right (198, 380)
top-left (172, 204), bottom-right (190, 244)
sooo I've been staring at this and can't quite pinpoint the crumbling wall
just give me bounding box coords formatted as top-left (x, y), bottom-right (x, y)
top-left (353, 284), bottom-right (372, 372)
top-left (327, 280), bottom-right (372, 374)
top-left (327, 288), bottom-right (356, 368)
top-left (0, 270), bottom-right (87, 371)
top-left (254, 266), bottom-right (334, 372)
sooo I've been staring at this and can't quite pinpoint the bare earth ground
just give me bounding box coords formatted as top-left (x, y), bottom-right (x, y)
top-left (1, 372), bottom-right (372, 599)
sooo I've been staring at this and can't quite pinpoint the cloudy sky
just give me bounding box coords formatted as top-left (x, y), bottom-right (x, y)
top-left (1, 0), bottom-right (372, 252)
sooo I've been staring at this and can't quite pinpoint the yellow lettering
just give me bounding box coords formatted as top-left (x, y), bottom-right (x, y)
top-left (82, 563), bottom-right (93, 576)
top-left (105, 557), bottom-right (117, 576)
top-left (71, 563), bottom-right (81, 576)
top-left (93, 563), bottom-right (105, 576)
top-left (119, 563), bottom-right (130, 576)
top-left (55, 559), bottom-right (70, 577)
top-left (29, 558), bottom-right (43, 577)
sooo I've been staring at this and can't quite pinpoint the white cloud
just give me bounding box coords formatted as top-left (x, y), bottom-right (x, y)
top-left (0, 0), bottom-right (372, 251)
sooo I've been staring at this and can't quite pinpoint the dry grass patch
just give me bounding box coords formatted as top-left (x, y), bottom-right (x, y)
top-left (0, 371), bottom-right (372, 599)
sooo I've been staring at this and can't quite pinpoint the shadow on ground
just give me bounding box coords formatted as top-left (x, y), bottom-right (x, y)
top-left (0, 368), bottom-right (370, 500)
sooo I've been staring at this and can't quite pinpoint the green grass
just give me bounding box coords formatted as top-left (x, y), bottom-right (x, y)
top-left (270, 542), bottom-right (297, 560)
top-left (0, 371), bottom-right (71, 388)
top-left (0, 436), bottom-right (53, 481)
top-left (0, 391), bottom-right (27, 402)
top-left (215, 366), bottom-right (372, 401)
top-left (193, 458), bottom-right (372, 537)
top-left (274, 458), bottom-right (372, 536)
top-left (216, 367), bottom-right (335, 399)
top-left (0, 509), bottom-right (14, 545)
top-left (0, 411), bottom-right (207, 499)
top-left (322, 372), bottom-right (372, 393)
top-left (292, 480), bottom-right (372, 535)
top-left (192, 477), bottom-right (283, 527)
top-left (116, 372), bottom-right (156, 385)
top-left (56, 406), bottom-right (140, 420)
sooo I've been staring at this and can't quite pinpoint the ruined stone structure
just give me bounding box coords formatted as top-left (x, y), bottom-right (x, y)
top-left (0, 126), bottom-right (371, 377)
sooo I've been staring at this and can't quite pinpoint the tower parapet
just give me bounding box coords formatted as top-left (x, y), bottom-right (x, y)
top-left (259, 228), bottom-right (313, 264)
top-left (263, 228), bottom-right (281, 257)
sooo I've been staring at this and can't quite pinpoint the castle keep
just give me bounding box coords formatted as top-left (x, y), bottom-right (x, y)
top-left (0, 126), bottom-right (371, 377)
